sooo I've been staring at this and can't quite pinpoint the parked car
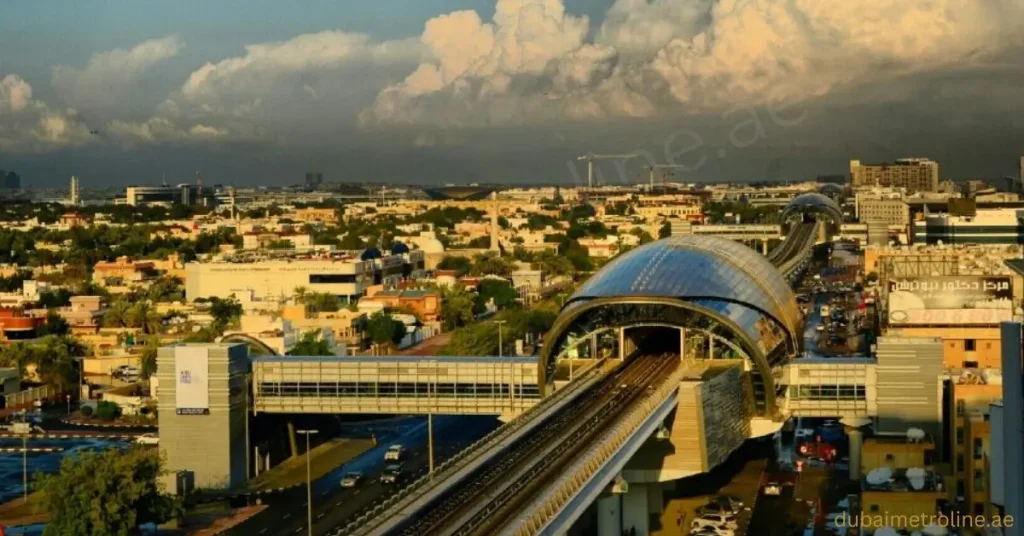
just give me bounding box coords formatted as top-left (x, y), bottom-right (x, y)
top-left (692, 514), bottom-right (738, 531)
top-left (340, 472), bottom-right (364, 488)
top-left (384, 444), bottom-right (405, 462)
top-left (135, 433), bottom-right (159, 445)
top-left (690, 526), bottom-right (735, 536)
top-left (380, 464), bottom-right (404, 484)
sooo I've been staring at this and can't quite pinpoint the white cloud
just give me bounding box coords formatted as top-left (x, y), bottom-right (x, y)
top-left (114, 30), bottom-right (421, 145)
top-left (52, 36), bottom-right (184, 117)
top-left (0, 74), bottom-right (96, 152)
top-left (361, 0), bottom-right (1024, 128)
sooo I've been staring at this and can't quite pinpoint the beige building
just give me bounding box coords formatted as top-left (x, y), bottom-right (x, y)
top-left (850, 158), bottom-right (940, 192)
top-left (858, 198), bottom-right (910, 227)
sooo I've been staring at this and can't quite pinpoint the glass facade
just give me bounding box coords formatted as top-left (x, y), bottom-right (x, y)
top-left (541, 235), bottom-right (803, 416)
top-left (780, 192), bottom-right (843, 225)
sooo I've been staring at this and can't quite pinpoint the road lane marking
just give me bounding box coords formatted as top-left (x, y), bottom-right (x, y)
top-left (283, 513), bottom-right (291, 519)
top-left (295, 528), bottom-right (303, 534)
top-left (317, 513), bottom-right (325, 520)
top-left (336, 502), bottom-right (343, 507)
top-left (259, 529), bottom-right (268, 534)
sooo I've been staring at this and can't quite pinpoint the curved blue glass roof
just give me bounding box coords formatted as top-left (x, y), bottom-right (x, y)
top-left (568, 235), bottom-right (800, 340)
top-left (781, 192), bottom-right (843, 224)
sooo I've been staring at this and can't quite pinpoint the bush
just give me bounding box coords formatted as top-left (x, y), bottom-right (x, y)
top-left (94, 401), bottom-right (121, 421)
top-left (79, 405), bottom-right (93, 418)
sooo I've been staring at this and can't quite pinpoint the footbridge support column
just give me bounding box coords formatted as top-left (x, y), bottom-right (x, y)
top-left (597, 494), bottom-right (622, 536)
top-left (841, 417), bottom-right (872, 482)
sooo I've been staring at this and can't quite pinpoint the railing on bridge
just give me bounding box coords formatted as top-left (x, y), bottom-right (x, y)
top-left (337, 357), bottom-right (610, 536)
top-left (253, 355), bottom-right (542, 416)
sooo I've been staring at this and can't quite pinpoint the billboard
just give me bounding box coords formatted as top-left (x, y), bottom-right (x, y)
top-left (887, 276), bottom-right (1013, 326)
top-left (175, 347), bottom-right (210, 415)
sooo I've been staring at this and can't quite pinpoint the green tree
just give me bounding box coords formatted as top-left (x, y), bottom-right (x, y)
top-left (146, 276), bottom-right (183, 303)
top-left (470, 253), bottom-right (515, 276)
top-left (658, 222), bottom-right (671, 239)
top-left (476, 279), bottom-right (518, 309)
top-left (41, 446), bottom-right (180, 536)
top-left (127, 301), bottom-right (163, 335)
top-left (304, 292), bottom-right (341, 313)
top-left (366, 311), bottom-right (406, 346)
top-left (104, 298), bottom-right (132, 328)
top-left (440, 285), bottom-right (476, 331)
top-left (437, 256), bottom-right (472, 276)
top-left (139, 336), bottom-right (160, 379)
top-left (38, 309), bottom-right (71, 337)
top-left (287, 331), bottom-right (334, 356)
top-left (207, 297), bottom-right (242, 331)
top-left (38, 288), bottom-right (73, 308)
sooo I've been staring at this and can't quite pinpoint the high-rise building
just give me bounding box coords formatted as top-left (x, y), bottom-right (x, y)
top-left (305, 171), bottom-right (323, 190)
top-left (0, 170), bottom-right (21, 189)
top-left (69, 176), bottom-right (80, 206)
top-left (850, 158), bottom-right (940, 192)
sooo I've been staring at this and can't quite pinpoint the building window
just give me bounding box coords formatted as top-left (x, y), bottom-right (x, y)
top-left (985, 342), bottom-right (992, 350)
top-left (974, 438), bottom-right (984, 460)
top-left (974, 503), bottom-right (986, 516)
top-left (957, 480), bottom-right (966, 497)
top-left (956, 400), bottom-right (966, 416)
top-left (974, 470), bottom-right (985, 491)
top-left (963, 361), bottom-right (979, 368)
top-left (965, 339), bottom-right (976, 351)
top-left (869, 504), bottom-right (880, 513)
top-left (956, 453), bottom-right (965, 471)
top-left (957, 427), bottom-right (964, 445)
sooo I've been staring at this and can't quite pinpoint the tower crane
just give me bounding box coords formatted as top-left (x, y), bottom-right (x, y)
top-left (576, 153), bottom-right (638, 189)
top-left (644, 165), bottom-right (687, 192)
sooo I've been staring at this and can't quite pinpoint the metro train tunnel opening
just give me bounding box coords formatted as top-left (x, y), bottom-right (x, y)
top-left (627, 326), bottom-right (681, 356)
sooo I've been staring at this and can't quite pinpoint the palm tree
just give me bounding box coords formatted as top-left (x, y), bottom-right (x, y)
top-left (103, 299), bottom-right (132, 328)
top-left (127, 301), bottom-right (163, 335)
top-left (293, 286), bottom-right (309, 303)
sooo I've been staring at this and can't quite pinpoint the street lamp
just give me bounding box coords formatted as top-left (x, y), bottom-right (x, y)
top-left (296, 429), bottom-right (319, 536)
top-left (495, 320), bottom-right (507, 358)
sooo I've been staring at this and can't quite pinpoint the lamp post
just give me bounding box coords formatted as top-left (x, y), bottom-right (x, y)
top-left (495, 320), bottom-right (507, 358)
top-left (296, 429), bottom-right (319, 536)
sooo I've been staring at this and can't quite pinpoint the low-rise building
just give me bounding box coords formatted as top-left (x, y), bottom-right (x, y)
top-left (860, 435), bottom-right (949, 535)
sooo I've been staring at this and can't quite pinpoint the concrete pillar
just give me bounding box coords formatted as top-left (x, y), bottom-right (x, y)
top-left (762, 239), bottom-right (768, 256)
top-left (646, 482), bottom-right (663, 516)
top-left (846, 425), bottom-right (864, 481)
top-left (286, 420), bottom-right (299, 458)
top-left (597, 494), bottom-right (622, 536)
top-left (679, 328), bottom-right (686, 360)
top-left (622, 483), bottom-right (650, 535)
top-left (619, 327), bottom-right (626, 360)
top-left (590, 336), bottom-right (598, 359)
top-left (708, 336), bottom-right (714, 360)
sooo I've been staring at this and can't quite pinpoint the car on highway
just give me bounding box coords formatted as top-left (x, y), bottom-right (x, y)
top-left (135, 433), bottom-right (159, 445)
top-left (690, 526), bottom-right (735, 536)
top-left (384, 444), bottom-right (405, 462)
top-left (761, 482), bottom-right (782, 496)
top-left (692, 514), bottom-right (738, 531)
top-left (340, 472), bottom-right (364, 488)
top-left (380, 464), bottom-right (404, 485)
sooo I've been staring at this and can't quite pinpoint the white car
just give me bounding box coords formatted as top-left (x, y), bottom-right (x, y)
top-left (795, 428), bottom-right (815, 439)
top-left (135, 433), bottom-right (159, 445)
top-left (384, 445), bottom-right (405, 462)
top-left (692, 514), bottom-right (738, 531)
top-left (340, 472), bottom-right (363, 488)
top-left (762, 482), bottom-right (782, 496)
top-left (690, 526), bottom-right (735, 536)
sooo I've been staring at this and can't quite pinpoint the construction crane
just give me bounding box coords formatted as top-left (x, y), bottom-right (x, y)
top-left (576, 153), bottom-right (638, 189)
top-left (644, 165), bottom-right (687, 192)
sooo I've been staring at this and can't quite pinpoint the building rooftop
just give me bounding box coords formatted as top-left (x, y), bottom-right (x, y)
top-left (863, 468), bottom-right (944, 493)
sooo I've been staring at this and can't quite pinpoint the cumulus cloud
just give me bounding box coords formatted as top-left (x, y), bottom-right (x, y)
top-left (361, 0), bottom-right (1024, 128)
top-left (112, 30), bottom-right (420, 145)
top-left (0, 74), bottom-right (95, 152)
top-left (52, 36), bottom-right (184, 118)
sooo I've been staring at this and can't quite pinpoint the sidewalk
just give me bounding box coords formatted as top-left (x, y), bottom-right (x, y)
top-left (245, 438), bottom-right (374, 492)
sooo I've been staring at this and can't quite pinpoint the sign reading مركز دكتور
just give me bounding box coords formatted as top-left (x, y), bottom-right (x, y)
top-left (175, 347), bottom-right (210, 415)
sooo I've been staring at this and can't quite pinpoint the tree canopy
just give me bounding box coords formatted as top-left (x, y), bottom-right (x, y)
top-left (41, 446), bottom-right (180, 536)
top-left (366, 311), bottom-right (406, 346)
top-left (288, 331), bottom-right (335, 356)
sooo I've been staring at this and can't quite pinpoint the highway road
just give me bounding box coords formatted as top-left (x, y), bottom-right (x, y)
top-left (221, 415), bottom-right (500, 536)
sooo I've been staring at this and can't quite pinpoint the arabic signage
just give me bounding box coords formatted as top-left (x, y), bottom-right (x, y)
top-left (887, 276), bottom-right (1013, 325)
top-left (175, 347), bottom-right (210, 415)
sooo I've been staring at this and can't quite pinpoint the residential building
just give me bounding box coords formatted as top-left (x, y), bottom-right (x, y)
top-left (860, 434), bottom-right (948, 535)
top-left (362, 289), bottom-right (441, 322)
top-left (995, 323), bottom-right (1024, 534)
top-left (858, 198), bottom-right (911, 227)
top-left (93, 257), bottom-right (156, 286)
top-left (0, 308), bottom-right (41, 340)
top-left (851, 158), bottom-right (940, 192)
top-left (186, 258), bottom-right (372, 302)
top-left (59, 295), bottom-right (105, 329)
top-left (293, 207), bottom-right (337, 223)
top-left (947, 369), bottom-right (1002, 517)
